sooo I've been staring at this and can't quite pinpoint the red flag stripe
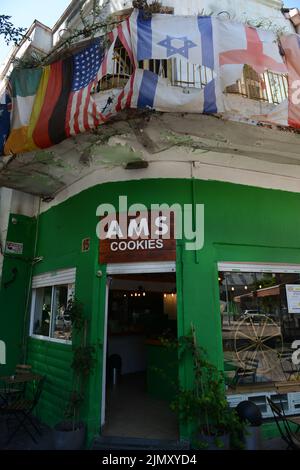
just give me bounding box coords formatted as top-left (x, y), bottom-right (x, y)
top-left (126, 73), bottom-right (135, 108)
top-left (83, 83), bottom-right (93, 131)
top-left (32, 61), bottom-right (63, 148)
top-left (117, 22), bottom-right (134, 64)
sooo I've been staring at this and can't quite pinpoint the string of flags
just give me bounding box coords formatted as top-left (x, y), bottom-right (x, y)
top-left (1, 9), bottom-right (300, 157)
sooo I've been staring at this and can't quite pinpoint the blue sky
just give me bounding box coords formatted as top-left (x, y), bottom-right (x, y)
top-left (2, 0), bottom-right (300, 66)
top-left (285, 1), bottom-right (300, 7)
top-left (0, 0), bottom-right (71, 65)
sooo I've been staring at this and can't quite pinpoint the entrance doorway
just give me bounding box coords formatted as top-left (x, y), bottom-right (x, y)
top-left (102, 268), bottom-right (179, 440)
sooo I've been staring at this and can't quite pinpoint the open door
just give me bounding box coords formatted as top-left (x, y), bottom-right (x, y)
top-left (101, 263), bottom-right (178, 440)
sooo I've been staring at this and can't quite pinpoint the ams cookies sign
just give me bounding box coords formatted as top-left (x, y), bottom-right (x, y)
top-left (98, 211), bottom-right (176, 264)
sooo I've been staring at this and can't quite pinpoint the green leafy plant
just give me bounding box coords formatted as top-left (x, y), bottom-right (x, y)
top-left (161, 325), bottom-right (245, 449)
top-left (63, 300), bottom-right (97, 431)
top-left (0, 15), bottom-right (25, 45)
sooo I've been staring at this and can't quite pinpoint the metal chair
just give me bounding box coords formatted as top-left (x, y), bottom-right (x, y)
top-left (4, 375), bottom-right (46, 445)
top-left (279, 351), bottom-right (300, 381)
top-left (233, 357), bottom-right (259, 386)
top-left (267, 397), bottom-right (300, 450)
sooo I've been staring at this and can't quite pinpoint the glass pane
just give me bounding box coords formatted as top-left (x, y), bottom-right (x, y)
top-left (220, 270), bottom-right (300, 393)
top-left (51, 284), bottom-right (74, 341)
top-left (32, 286), bottom-right (52, 337)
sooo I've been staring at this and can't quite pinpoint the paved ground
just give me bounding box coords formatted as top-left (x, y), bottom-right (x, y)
top-left (0, 415), bottom-right (55, 450)
top-left (0, 414), bottom-right (289, 450)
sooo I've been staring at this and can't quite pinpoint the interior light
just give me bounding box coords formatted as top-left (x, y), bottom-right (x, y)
top-left (131, 293), bottom-right (133, 297)
top-left (259, 285), bottom-right (262, 289)
top-left (138, 293), bottom-right (141, 297)
top-left (171, 293), bottom-right (174, 297)
top-left (231, 287), bottom-right (235, 291)
top-left (134, 293), bottom-right (138, 297)
top-left (244, 286), bottom-right (248, 290)
top-left (164, 293), bottom-right (167, 298)
top-left (218, 277), bottom-right (221, 281)
top-left (124, 294), bottom-right (127, 297)
top-left (143, 292), bottom-right (146, 296)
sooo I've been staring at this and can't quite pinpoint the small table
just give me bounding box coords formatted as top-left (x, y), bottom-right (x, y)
top-left (0, 373), bottom-right (42, 402)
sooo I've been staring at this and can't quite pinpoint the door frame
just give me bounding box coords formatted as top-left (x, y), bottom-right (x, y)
top-left (100, 261), bottom-right (176, 427)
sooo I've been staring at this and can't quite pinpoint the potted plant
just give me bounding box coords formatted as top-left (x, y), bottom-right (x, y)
top-left (53, 300), bottom-right (96, 450)
top-left (164, 325), bottom-right (245, 450)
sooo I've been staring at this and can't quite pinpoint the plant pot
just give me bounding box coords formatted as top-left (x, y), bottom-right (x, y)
top-left (243, 425), bottom-right (262, 450)
top-left (198, 433), bottom-right (230, 450)
top-left (53, 421), bottom-right (86, 450)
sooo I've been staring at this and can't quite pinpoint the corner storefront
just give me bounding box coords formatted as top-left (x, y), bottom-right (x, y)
top-left (2, 177), bottom-right (300, 444)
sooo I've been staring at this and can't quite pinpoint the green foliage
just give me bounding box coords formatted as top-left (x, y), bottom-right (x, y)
top-left (0, 15), bottom-right (25, 45)
top-left (64, 301), bottom-right (97, 429)
top-left (65, 299), bottom-right (85, 331)
top-left (163, 325), bottom-right (245, 449)
top-left (71, 345), bottom-right (96, 378)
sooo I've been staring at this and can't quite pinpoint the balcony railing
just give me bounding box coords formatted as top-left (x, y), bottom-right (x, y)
top-left (97, 46), bottom-right (288, 106)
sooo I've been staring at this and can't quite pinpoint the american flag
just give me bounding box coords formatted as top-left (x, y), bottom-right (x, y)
top-left (66, 40), bottom-right (104, 136)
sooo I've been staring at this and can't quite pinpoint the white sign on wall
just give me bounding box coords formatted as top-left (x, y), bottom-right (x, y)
top-left (286, 284), bottom-right (300, 314)
top-left (5, 241), bottom-right (23, 255)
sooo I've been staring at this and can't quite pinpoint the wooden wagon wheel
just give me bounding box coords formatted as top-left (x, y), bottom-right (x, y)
top-left (234, 314), bottom-right (283, 375)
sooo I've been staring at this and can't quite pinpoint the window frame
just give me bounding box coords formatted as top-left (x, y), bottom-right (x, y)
top-left (29, 268), bottom-right (76, 345)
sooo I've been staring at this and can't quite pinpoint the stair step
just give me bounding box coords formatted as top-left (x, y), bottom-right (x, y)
top-left (92, 436), bottom-right (190, 450)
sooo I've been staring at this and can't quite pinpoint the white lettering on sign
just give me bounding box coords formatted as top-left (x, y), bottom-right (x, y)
top-left (128, 218), bottom-right (149, 238)
top-left (110, 239), bottom-right (164, 252)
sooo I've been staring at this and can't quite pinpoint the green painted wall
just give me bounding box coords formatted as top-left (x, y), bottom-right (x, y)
top-left (27, 338), bottom-right (73, 425)
top-left (3, 178), bottom-right (300, 444)
top-left (0, 213), bottom-right (36, 375)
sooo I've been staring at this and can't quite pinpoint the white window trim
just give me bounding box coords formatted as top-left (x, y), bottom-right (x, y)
top-left (106, 261), bottom-right (176, 275)
top-left (32, 267), bottom-right (76, 288)
top-left (29, 268), bottom-right (76, 344)
top-left (30, 334), bottom-right (72, 346)
top-left (218, 262), bottom-right (300, 274)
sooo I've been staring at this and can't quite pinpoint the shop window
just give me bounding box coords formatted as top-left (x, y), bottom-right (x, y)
top-left (218, 265), bottom-right (300, 397)
top-left (225, 64), bottom-right (288, 105)
top-left (30, 269), bottom-right (76, 343)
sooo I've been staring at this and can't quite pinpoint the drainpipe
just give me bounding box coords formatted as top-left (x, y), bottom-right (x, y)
top-left (191, 162), bottom-right (200, 265)
top-left (21, 196), bottom-right (42, 363)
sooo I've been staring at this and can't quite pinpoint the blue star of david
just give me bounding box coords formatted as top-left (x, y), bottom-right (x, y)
top-left (158, 35), bottom-right (197, 59)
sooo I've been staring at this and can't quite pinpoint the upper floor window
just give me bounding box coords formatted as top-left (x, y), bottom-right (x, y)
top-left (97, 42), bottom-right (213, 92)
top-left (225, 64), bottom-right (288, 105)
top-left (29, 268), bottom-right (76, 343)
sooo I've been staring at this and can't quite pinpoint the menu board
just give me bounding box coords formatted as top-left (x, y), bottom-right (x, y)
top-left (286, 284), bottom-right (300, 314)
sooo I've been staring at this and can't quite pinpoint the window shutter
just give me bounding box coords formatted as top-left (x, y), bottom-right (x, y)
top-left (32, 268), bottom-right (76, 288)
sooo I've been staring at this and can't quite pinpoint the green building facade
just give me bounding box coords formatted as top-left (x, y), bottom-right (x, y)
top-left (2, 177), bottom-right (300, 444)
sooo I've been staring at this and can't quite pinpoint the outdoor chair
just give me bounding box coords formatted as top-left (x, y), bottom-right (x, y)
top-left (232, 357), bottom-right (259, 386)
top-left (279, 351), bottom-right (300, 381)
top-left (4, 375), bottom-right (46, 445)
top-left (267, 397), bottom-right (300, 450)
